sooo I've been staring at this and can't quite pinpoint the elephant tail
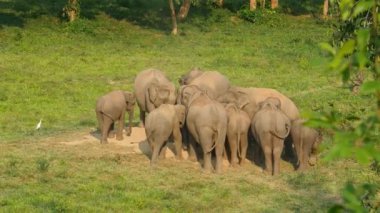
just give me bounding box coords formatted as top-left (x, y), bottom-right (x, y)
top-left (270, 123), bottom-right (290, 140)
top-left (207, 132), bottom-right (218, 153)
top-left (237, 127), bottom-right (241, 158)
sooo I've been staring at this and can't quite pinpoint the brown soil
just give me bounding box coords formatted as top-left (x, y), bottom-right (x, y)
top-left (58, 127), bottom-right (189, 159)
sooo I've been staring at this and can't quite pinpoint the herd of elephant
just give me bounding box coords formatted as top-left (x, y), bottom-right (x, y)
top-left (95, 68), bottom-right (323, 175)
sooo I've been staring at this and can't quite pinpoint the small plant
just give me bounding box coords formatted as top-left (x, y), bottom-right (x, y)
top-left (36, 157), bottom-right (50, 173)
top-left (237, 7), bottom-right (259, 23)
top-left (6, 158), bottom-right (19, 177)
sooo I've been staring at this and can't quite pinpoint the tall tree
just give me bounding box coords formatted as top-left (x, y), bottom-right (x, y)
top-left (63, 0), bottom-right (79, 22)
top-left (178, 0), bottom-right (191, 20)
top-left (250, 0), bottom-right (257, 10)
top-left (168, 0), bottom-right (178, 35)
top-left (323, 0), bottom-right (329, 18)
top-left (271, 0), bottom-right (278, 9)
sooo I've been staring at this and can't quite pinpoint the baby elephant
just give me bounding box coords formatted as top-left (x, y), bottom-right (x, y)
top-left (251, 97), bottom-right (291, 175)
top-left (291, 119), bottom-right (323, 171)
top-left (225, 103), bottom-right (251, 167)
top-left (95, 90), bottom-right (136, 144)
top-left (145, 104), bottom-right (186, 165)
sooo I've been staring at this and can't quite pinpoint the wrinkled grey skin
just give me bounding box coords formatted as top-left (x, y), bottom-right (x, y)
top-left (217, 86), bottom-right (300, 121)
top-left (178, 68), bottom-right (230, 100)
top-left (134, 68), bottom-right (177, 126)
top-left (225, 103), bottom-right (251, 167)
top-left (145, 104), bottom-right (186, 165)
top-left (290, 119), bottom-right (323, 171)
top-left (95, 90), bottom-right (136, 144)
top-left (181, 85), bottom-right (227, 173)
top-left (251, 98), bottom-right (291, 175)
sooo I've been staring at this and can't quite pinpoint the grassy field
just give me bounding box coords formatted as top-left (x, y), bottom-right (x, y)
top-left (0, 1), bottom-right (379, 211)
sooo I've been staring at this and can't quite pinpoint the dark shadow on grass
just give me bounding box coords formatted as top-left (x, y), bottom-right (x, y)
top-left (0, 12), bottom-right (24, 28)
top-left (246, 132), bottom-right (298, 171)
top-left (280, 0), bottom-right (324, 15)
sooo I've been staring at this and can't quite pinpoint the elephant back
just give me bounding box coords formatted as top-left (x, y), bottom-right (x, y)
top-left (243, 87), bottom-right (300, 121)
top-left (187, 71), bottom-right (230, 99)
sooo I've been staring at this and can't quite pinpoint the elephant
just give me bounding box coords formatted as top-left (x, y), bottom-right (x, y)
top-left (134, 68), bottom-right (177, 126)
top-left (95, 90), bottom-right (136, 144)
top-left (181, 85), bottom-right (227, 173)
top-left (290, 119), bottom-right (323, 171)
top-left (178, 68), bottom-right (230, 100)
top-left (224, 103), bottom-right (251, 167)
top-left (251, 97), bottom-right (291, 175)
top-left (217, 86), bottom-right (300, 121)
top-left (145, 104), bottom-right (186, 165)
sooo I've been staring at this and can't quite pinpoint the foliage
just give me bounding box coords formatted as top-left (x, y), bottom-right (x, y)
top-left (329, 183), bottom-right (379, 212)
top-left (237, 7), bottom-right (278, 23)
top-left (313, 0), bottom-right (380, 211)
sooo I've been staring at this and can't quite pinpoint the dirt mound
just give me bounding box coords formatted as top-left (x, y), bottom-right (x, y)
top-left (58, 127), bottom-right (189, 159)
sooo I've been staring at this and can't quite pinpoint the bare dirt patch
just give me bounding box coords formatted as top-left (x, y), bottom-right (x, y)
top-left (57, 127), bottom-right (189, 160)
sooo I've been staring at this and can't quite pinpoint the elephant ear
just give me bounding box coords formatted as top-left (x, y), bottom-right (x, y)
top-left (148, 84), bottom-right (158, 103)
top-left (158, 86), bottom-right (170, 100)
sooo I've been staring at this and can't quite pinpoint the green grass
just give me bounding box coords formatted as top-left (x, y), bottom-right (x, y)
top-left (0, 2), bottom-right (378, 211)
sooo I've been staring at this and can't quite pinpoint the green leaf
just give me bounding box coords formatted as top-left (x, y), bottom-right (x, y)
top-left (337, 39), bottom-right (356, 57)
top-left (353, 0), bottom-right (374, 18)
top-left (355, 52), bottom-right (369, 69)
top-left (340, 0), bottom-right (354, 20)
top-left (360, 80), bottom-right (380, 93)
top-left (355, 148), bottom-right (370, 164)
top-left (356, 29), bottom-right (370, 51)
top-left (319, 42), bottom-right (336, 55)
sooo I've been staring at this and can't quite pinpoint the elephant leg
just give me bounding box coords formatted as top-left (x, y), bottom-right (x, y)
top-left (151, 142), bottom-right (161, 166)
top-left (96, 111), bottom-right (103, 133)
top-left (215, 136), bottom-right (225, 174)
top-left (139, 108), bottom-right (145, 127)
top-left (239, 133), bottom-right (248, 166)
top-left (273, 139), bottom-right (284, 175)
top-left (159, 143), bottom-right (167, 160)
top-left (172, 127), bottom-right (183, 160)
top-left (125, 107), bottom-right (134, 136)
top-left (108, 122), bottom-right (115, 138)
top-left (188, 133), bottom-right (198, 162)
top-left (227, 133), bottom-right (238, 167)
top-left (203, 151), bottom-right (213, 173)
top-left (116, 112), bottom-right (125, 141)
top-left (260, 133), bottom-right (273, 174)
top-left (199, 130), bottom-right (213, 172)
top-left (101, 116), bottom-right (113, 144)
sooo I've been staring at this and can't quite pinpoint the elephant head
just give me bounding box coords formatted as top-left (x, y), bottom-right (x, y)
top-left (217, 87), bottom-right (256, 119)
top-left (145, 80), bottom-right (175, 112)
top-left (258, 97), bottom-right (281, 111)
top-left (124, 91), bottom-right (136, 111)
top-left (178, 68), bottom-right (203, 85)
top-left (178, 85), bottom-right (205, 108)
top-left (309, 131), bottom-right (323, 166)
top-left (174, 104), bottom-right (186, 128)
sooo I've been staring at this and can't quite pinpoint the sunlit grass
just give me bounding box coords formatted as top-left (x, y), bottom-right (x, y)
top-left (0, 4), bottom-right (378, 211)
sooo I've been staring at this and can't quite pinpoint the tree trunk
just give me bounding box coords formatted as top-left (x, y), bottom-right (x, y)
top-left (250, 0), bottom-right (257, 10)
top-left (323, 0), bottom-right (329, 18)
top-left (271, 0), bottom-right (278, 9)
top-left (178, 0), bottom-right (191, 21)
top-left (64, 0), bottom-right (79, 22)
top-left (168, 0), bottom-right (178, 35)
top-left (216, 0), bottom-right (224, 7)
top-left (261, 0), bottom-right (265, 9)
